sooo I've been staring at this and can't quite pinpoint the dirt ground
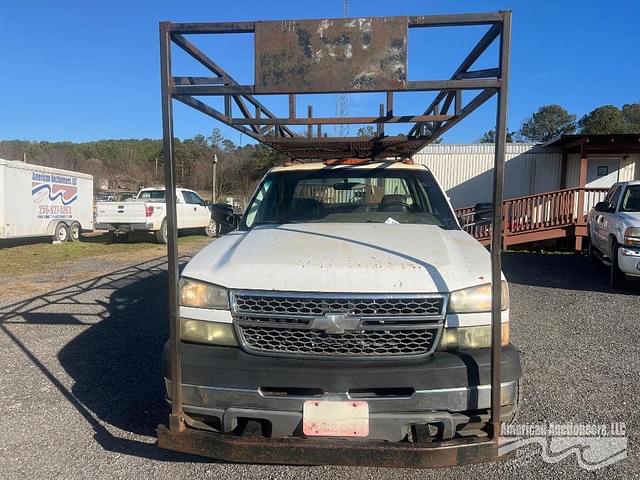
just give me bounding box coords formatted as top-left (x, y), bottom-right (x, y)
top-left (0, 233), bottom-right (211, 302)
top-left (0, 242), bottom-right (638, 478)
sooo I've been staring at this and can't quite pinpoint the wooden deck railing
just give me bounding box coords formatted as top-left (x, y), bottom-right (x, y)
top-left (455, 187), bottom-right (609, 247)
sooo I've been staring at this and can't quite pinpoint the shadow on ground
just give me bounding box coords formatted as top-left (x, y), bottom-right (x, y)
top-left (0, 228), bottom-right (207, 248)
top-left (503, 251), bottom-right (639, 294)
top-left (1, 249), bottom-right (637, 463)
top-left (0, 256), bottom-right (206, 462)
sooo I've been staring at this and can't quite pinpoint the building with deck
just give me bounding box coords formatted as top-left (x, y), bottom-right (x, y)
top-left (414, 134), bottom-right (640, 249)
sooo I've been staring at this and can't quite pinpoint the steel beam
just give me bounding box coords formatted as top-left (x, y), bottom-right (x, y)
top-left (489, 11), bottom-right (511, 439)
top-left (158, 424), bottom-right (510, 467)
top-left (408, 12), bottom-right (503, 27)
top-left (173, 76), bottom-right (227, 86)
top-left (172, 79), bottom-right (500, 97)
top-left (409, 22), bottom-right (501, 136)
top-left (456, 68), bottom-right (501, 79)
top-left (229, 114), bottom-right (453, 126)
top-left (171, 33), bottom-right (294, 137)
top-left (159, 21), bottom-right (183, 433)
top-left (425, 89), bottom-right (497, 141)
top-left (175, 95), bottom-right (260, 141)
top-left (168, 21), bottom-right (255, 34)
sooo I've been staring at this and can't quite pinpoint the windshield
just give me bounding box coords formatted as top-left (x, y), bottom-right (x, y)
top-left (620, 185), bottom-right (640, 212)
top-left (241, 167), bottom-right (458, 229)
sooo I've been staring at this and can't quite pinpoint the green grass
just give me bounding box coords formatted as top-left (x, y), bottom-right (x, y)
top-left (0, 233), bottom-right (210, 277)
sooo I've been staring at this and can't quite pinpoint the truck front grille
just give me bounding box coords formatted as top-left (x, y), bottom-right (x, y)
top-left (237, 321), bottom-right (437, 357)
top-left (232, 293), bottom-right (444, 318)
top-left (231, 291), bottom-right (445, 359)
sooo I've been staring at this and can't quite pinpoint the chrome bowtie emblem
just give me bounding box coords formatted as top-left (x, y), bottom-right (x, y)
top-left (310, 313), bottom-right (362, 335)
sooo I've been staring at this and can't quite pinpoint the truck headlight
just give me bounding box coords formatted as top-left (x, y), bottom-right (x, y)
top-left (448, 281), bottom-right (509, 314)
top-left (180, 319), bottom-right (238, 346)
top-left (179, 278), bottom-right (229, 309)
top-left (438, 323), bottom-right (510, 350)
top-left (624, 228), bottom-right (640, 247)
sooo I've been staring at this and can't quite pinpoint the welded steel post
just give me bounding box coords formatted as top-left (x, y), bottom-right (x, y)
top-left (489, 10), bottom-right (511, 439)
top-left (160, 21), bottom-right (184, 432)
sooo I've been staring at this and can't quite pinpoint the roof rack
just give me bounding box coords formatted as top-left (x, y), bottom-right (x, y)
top-left (158, 11), bottom-right (512, 467)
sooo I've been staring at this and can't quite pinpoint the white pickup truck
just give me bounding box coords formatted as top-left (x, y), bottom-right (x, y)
top-left (95, 187), bottom-right (215, 243)
top-left (165, 160), bottom-right (521, 443)
top-left (588, 180), bottom-right (640, 288)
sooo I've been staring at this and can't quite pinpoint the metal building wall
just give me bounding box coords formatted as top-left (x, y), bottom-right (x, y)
top-left (412, 144), bottom-right (562, 208)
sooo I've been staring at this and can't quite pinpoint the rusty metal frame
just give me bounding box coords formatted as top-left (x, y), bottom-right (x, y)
top-left (159, 11), bottom-right (512, 467)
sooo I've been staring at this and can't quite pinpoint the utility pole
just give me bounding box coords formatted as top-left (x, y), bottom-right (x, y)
top-left (211, 153), bottom-right (218, 204)
top-left (335, 0), bottom-right (349, 137)
top-left (155, 157), bottom-right (158, 178)
top-left (23, 152), bottom-right (27, 163)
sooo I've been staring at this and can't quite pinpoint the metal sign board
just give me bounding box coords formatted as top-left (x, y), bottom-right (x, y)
top-left (255, 17), bottom-right (407, 93)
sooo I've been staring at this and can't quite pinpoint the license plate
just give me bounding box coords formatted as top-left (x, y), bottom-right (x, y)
top-left (303, 400), bottom-right (369, 437)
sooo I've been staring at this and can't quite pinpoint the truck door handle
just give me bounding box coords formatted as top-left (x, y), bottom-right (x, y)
top-left (193, 207), bottom-right (197, 211)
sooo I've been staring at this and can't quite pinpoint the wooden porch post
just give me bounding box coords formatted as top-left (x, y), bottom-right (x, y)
top-left (574, 143), bottom-right (589, 251)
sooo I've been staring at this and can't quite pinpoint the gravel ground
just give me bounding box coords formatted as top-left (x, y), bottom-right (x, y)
top-left (0, 249), bottom-right (638, 479)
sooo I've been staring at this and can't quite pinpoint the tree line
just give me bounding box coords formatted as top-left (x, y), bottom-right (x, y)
top-left (479, 102), bottom-right (640, 143)
top-left (1, 102), bottom-right (637, 200)
top-left (0, 129), bottom-right (285, 203)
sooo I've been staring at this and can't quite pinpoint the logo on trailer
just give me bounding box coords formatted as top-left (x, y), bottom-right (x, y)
top-left (31, 171), bottom-right (78, 219)
top-left (31, 171), bottom-right (78, 205)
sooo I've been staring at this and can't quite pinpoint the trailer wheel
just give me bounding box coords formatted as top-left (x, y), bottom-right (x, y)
top-left (156, 219), bottom-right (168, 244)
top-left (53, 222), bottom-right (69, 242)
top-left (69, 222), bottom-right (81, 241)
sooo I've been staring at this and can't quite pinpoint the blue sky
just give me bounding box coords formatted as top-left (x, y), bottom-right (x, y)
top-left (1, 0), bottom-right (638, 144)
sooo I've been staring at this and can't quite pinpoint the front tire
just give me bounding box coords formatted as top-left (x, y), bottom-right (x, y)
top-left (587, 229), bottom-right (598, 264)
top-left (205, 218), bottom-right (218, 238)
top-left (504, 378), bottom-right (521, 426)
top-left (156, 219), bottom-right (168, 244)
top-left (53, 222), bottom-right (69, 242)
top-left (610, 240), bottom-right (627, 289)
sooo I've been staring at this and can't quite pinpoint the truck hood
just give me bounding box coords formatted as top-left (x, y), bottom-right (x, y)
top-left (184, 223), bottom-right (495, 293)
top-left (617, 212), bottom-right (640, 224)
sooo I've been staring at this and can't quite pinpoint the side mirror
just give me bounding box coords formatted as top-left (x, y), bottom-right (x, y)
top-left (594, 201), bottom-right (615, 213)
top-left (474, 202), bottom-right (493, 223)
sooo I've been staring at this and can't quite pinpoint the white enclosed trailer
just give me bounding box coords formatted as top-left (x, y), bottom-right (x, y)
top-left (0, 159), bottom-right (94, 241)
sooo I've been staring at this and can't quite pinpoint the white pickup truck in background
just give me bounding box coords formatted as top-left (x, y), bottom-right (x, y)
top-left (588, 180), bottom-right (640, 288)
top-left (95, 187), bottom-right (215, 243)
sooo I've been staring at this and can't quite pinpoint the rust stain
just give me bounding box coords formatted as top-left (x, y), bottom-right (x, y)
top-left (255, 17), bottom-right (408, 93)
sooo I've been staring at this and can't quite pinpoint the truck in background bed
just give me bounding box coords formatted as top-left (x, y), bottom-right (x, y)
top-left (95, 187), bottom-right (216, 243)
top-left (0, 158), bottom-right (93, 242)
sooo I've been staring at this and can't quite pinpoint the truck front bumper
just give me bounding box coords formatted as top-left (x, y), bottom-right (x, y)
top-left (619, 246), bottom-right (640, 276)
top-left (162, 342), bottom-right (521, 442)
